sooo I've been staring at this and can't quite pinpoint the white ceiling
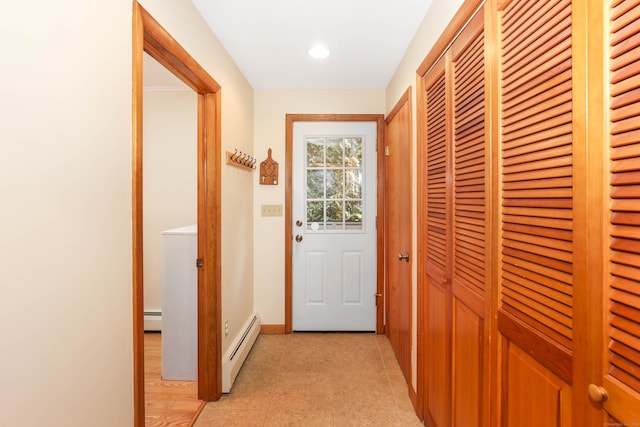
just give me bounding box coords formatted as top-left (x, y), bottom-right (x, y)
top-left (190, 0), bottom-right (434, 90)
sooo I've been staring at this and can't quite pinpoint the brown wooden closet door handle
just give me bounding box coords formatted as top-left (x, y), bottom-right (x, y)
top-left (587, 384), bottom-right (608, 403)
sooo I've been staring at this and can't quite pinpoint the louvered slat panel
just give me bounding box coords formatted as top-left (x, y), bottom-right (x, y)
top-left (503, 230), bottom-right (572, 252)
top-left (453, 29), bottom-right (485, 297)
top-left (610, 340), bottom-right (640, 368)
top-left (427, 70), bottom-right (448, 274)
top-left (504, 280), bottom-right (572, 318)
top-left (500, 0), bottom-right (574, 350)
top-left (501, 0), bottom-right (543, 43)
top-left (502, 0), bottom-right (570, 74)
top-left (501, 288), bottom-right (572, 333)
top-left (503, 80), bottom-right (573, 122)
top-left (503, 35), bottom-right (571, 100)
top-left (609, 0), bottom-right (640, 395)
top-left (503, 177), bottom-right (573, 191)
top-left (502, 1), bottom-right (570, 69)
top-left (503, 270), bottom-right (572, 306)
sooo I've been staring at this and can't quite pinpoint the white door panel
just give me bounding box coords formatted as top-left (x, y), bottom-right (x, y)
top-left (292, 121), bottom-right (377, 331)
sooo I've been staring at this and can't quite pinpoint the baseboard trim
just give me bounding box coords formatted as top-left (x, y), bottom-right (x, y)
top-left (260, 324), bottom-right (285, 334)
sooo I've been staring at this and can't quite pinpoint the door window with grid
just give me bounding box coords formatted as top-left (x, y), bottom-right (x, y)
top-left (305, 136), bottom-right (364, 232)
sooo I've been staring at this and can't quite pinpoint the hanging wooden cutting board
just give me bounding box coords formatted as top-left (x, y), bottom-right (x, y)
top-left (260, 148), bottom-right (278, 185)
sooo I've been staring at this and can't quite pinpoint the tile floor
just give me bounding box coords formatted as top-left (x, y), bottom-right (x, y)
top-left (193, 333), bottom-right (422, 427)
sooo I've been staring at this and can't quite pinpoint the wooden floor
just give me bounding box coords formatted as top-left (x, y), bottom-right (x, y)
top-left (145, 332), bottom-right (205, 426)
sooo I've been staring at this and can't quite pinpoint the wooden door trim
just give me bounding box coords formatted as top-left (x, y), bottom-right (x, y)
top-left (284, 114), bottom-right (386, 334)
top-left (416, 0), bottom-right (485, 78)
top-left (386, 87), bottom-right (412, 123)
top-left (415, 73), bottom-right (427, 421)
top-left (132, 3), bottom-right (222, 426)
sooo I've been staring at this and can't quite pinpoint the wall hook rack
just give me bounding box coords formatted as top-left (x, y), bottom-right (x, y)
top-left (226, 149), bottom-right (256, 171)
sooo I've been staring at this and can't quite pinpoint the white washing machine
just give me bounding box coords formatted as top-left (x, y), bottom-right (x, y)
top-left (161, 224), bottom-right (197, 381)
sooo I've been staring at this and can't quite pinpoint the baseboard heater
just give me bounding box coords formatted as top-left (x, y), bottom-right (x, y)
top-left (222, 313), bottom-right (261, 393)
top-left (144, 309), bottom-right (162, 331)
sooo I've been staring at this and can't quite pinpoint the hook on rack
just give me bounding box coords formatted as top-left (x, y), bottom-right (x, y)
top-left (226, 149), bottom-right (256, 171)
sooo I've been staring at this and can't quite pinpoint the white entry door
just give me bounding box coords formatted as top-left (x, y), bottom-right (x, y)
top-left (292, 121), bottom-right (377, 331)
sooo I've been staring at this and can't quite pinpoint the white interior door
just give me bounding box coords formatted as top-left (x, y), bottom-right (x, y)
top-left (292, 121), bottom-right (377, 331)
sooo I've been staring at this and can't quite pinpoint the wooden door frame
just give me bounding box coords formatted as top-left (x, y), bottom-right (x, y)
top-left (132, 2), bottom-right (222, 426)
top-left (284, 114), bottom-right (386, 334)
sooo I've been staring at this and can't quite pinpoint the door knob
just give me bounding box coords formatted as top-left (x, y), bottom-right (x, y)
top-left (398, 252), bottom-right (409, 262)
top-left (295, 235), bottom-right (303, 242)
top-left (296, 220), bottom-right (303, 227)
top-left (587, 384), bottom-right (608, 403)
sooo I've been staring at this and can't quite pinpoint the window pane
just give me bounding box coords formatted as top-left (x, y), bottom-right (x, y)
top-left (306, 138), bottom-right (324, 167)
top-left (345, 201), bottom-right (363, 230)
top-left (345, 137), bottom-right (362, 167)
top-left (326, 170), bottom-right (344, 199)
top-left (307, 201), bottom-right (324, 224)
top-left (326, 200), bottom-right (343, 224)
top-left (326, 138), bottom-right (344, 167)
top-left (345, 170), bottom-right (362, 199)
top-left (307, 170), bottom-right (324, 199)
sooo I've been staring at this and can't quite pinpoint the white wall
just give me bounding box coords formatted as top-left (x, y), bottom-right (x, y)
top-left (253, 90), bottom-right (385, 325)
top-left (143, 89), bottom-right (197, 313)
top-left (384, 0), bottom-right (466, 390)
top-left (0, 1), bottom-right (133, 426)
top-left (0, 0), bottom-right (254, 425)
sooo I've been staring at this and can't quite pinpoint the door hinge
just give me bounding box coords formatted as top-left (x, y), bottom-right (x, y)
top-left (196, 258), bottom-right (203, 268)
top-left (384, 146), bottom-right (390, 156)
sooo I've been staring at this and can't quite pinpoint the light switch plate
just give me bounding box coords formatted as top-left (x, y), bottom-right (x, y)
top-left (261, 204), bottom-right (283, 217)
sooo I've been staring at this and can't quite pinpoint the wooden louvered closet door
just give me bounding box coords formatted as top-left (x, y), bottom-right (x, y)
top-left (497, 0), bottom-right (575, 425)
top-left (599, 0), bottom-right (640, 422)
top-left (418, 0), bottom-right (640, 423)
top-left (420, 7), bottom-right (487, 426)
top-left (422, 55), bottom-right (452, 427)
top-left (449, 9), bottom-right (487, 427)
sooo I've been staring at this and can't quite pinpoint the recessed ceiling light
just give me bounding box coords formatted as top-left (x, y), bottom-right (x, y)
top-left (308, 45), bottom-right (330, 59)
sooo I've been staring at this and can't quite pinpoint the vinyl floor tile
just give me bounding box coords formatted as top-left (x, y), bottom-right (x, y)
top-left (194, 333), bottom-right (421, 426)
